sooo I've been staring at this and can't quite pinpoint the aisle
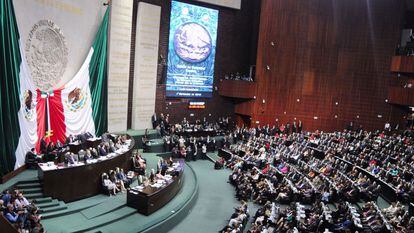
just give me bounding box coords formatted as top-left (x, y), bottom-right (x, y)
top-left (169, 160), bottom-right (240, 233)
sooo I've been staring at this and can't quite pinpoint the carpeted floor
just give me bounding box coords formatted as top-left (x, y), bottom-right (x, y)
top-left (169, 159), bottom-right (243, 233)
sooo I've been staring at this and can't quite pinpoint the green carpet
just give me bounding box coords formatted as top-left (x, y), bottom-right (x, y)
top-left (41, 151), bottom-right (197, 233)
top-left (169, 160), bottom-right (241, 233)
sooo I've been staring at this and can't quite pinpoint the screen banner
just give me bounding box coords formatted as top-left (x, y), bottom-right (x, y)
top-left (166, 1), bottom-right (218, 98)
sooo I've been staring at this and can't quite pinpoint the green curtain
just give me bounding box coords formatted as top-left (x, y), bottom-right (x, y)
top-left (89, 7), bottom-right (109, 136)
top-left (0, 0), bottom-right (21, 176)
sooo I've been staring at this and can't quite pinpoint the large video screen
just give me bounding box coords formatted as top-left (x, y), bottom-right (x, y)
top-left (166, 1), bottom-right (218, 98)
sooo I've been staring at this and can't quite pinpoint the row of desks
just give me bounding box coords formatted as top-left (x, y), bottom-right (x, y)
top-left (38, 139), bottom-right (135, 203)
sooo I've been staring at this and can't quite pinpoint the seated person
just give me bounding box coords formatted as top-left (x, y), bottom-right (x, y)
top-left (25, 148), bottom-right (42, 167)
top-left (109, 170), bottom-right (126, 193)
top-left (116, 167), bottom-right (132, 187)
top-left (65, 152), bottom-right (78, 164)
top-left (98, 145), bottom-right (107, 157)
top-left (4, 203), bottom-right (26, 229)
top-left (132, 154), bottom-right (146, 175)
top-left (78, 150), bottom-right (86, 162)
top-left (15, 193), bottom-right (30, 209)
top-left (102, 173), bottom-right (118, 195)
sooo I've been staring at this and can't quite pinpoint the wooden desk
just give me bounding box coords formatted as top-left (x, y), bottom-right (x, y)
top-left (126, 159), bottom-right (184, 215)
top-left (0, 215), bottom-right (18, 233)
top-left (38, 138), bottom-right (135, 203)
top-left (68, 138), bottom-right (102, 154)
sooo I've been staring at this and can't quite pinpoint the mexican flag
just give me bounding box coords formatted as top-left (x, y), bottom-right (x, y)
top-left (0, 0), bottom-right (108, 173)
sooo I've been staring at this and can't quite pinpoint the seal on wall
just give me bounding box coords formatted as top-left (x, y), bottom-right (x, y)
top-left (25, 20), bottom-right (68, 91)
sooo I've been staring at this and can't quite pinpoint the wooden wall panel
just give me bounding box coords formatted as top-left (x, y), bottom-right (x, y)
top-left (246, 0), bottom-right (406, 131)
top-left (388, 87), bottom-right (414, 106)
top-left (390, 56), bottom-right (414, 73)
top-left (219, 80), bottom-right (256, 99)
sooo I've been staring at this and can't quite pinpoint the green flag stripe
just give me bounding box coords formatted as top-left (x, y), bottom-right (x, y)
top-left (0, 0), bottom-right (22, 176)
top-left (89, 7), bottom-right (109, 136)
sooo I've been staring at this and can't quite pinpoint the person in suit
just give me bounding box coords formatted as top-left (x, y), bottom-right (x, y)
top-left (84, 132), bottom-right (93, 139)
top-left (40, 136), bottom-right (47, 154)
top-left (151, 113), bottom-right (158, 129)
top-left (101, 131), bottom-right (110, 143)
top-left (25, 148), bottom-right (42, 167)
top-left (90, 147), bottom-right (98, 158)
top-left (65, 134), bottom-right (75, 145)
top-left (65, 152), bottom-right (77, 164)
top-left (292, 121), bottom-right (297, 133)
top-left (78, 133), bottom-right (87, 144)
top-left (98, 145), bottom-right (107, 157)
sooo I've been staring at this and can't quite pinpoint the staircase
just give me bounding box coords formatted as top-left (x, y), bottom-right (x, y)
top-left (14, 179), bottom-right (68, 219)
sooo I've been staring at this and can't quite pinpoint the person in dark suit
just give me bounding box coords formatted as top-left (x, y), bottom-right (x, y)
top-left (40, 136), bottom-right (47, 154)
top-left (98, 145), bottom-right (107, 156)
top-left (78, 133), bottom-right (87, 144)
top-left (25, 148), bottom-right (41, 167)
top-left (151, 113), bottom-right (158, 129)
top-left (285, 122), bottom-right (290, 134)
top-left (298, 120), bottom-right (303, 133)
top-left (102, 131), bottom-right (110, 143)
top-left (292, 121), bottom-right (297, 133)
top-left (65, 134), bottom-right (75, 145)
top-left (84, 132), bottom-right (93, 139)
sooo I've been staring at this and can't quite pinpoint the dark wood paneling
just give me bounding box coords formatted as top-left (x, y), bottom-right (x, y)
top-left (388, 86), bottom-right (414, 105)
top-left (0, 215), bottom-right (18, 233)
top-left (242, 0), bottom-right (406, 131)
top-left (39, 139), bottom-right (135, 203)
top-left (390, 56), bottom-right (414, 73)
top-left (128, 0), bottom-right (261, 126)
top-left (219, 80), bottom-right (256, 99)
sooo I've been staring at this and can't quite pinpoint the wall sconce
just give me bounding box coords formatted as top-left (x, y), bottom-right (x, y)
top-left (270, 41), bottom-right (276, 47)
top-left (377, 115), bottom-right (383, 118)
top-left (208, 113), bottom-right (211, 116)
top-left (296, 98), bottom-right (300, 102)
top-left (313, 116), bottom-right (318, 120)
top-left (385, 99), bottom-right (388, 103)
top-left (294, 117), bottom-right (297, 120)
top-left (190, 113), bottom-right (194, 117)
top-left (283, 111), bottom-right (286, 114)
top-left (262, 99), bottom-right (266, 104)
top-left (356, 115), bottom-right (360, 119)
top-left (266, 65), bottom-right (270, 70)
top-left (255, 121), bottom-right (260, 124)
top-left (253, 96), bottom-right (256, 99)
top-left (335, 102), bottom-right (338, 105)
top-left (275, 118), bottom-right (279, 122)
top-left (334, 115), bottom-right (338, 118)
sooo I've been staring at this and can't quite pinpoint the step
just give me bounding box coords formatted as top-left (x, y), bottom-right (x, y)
top-left (16, 182), bottom-right (42, 189)
top-left (17, 179), bottom-right (41, 184)
top-left (39, 202), bottom-right (68, 214)
top-left (41, 202), bottom-right (102, 220)
top-left (70, 207), bottom-right (137, 233)
top-left (31, 197), bottom-right (52, 204)
top-left (37, 199), bottom-right (60, 209)
top-left (19, 187), bottom-right (42, 194)
top-left (25, 192), bottom-right (44, 199)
